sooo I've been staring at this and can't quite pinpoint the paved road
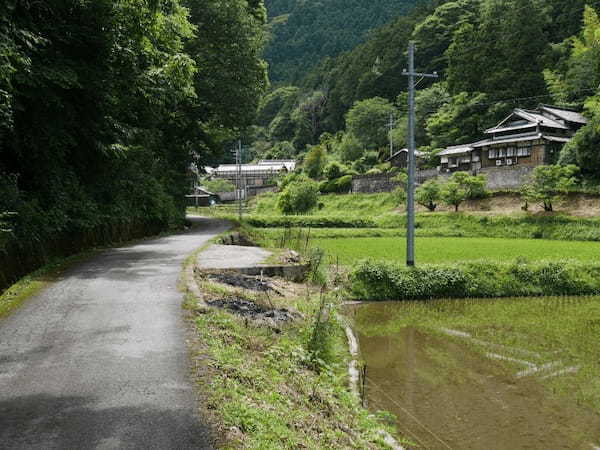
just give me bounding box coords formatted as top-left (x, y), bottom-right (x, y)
top-left (0, 217), bottom-right (229, 450)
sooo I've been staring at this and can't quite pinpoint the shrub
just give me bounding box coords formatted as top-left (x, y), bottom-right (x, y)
top-left (319, 175), bottom-right (352, 193)
top-left (440, 181), bottom-right (467, 212)
top-left (323, 161), bottom-right (347, 180)
top-left (277, 180), bottom-right (319, 214)
top-left (521, 164), bottom-right (579, 212)
top-left (278, 172), bottom-right (310, 190)
top-left (416, 178), bottom-right (442, 211)
top-left (348, 259), bottom-right (600, 301)
top-left (202, 178), bottom-right (235, 193)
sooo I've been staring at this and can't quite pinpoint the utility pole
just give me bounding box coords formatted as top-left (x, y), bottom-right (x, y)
top-left (388, 113), bottom-right (395, 159)
top-left (236, 140), bottom-right (243, 221)
top-left (402, 41), bottom-right (437, 267)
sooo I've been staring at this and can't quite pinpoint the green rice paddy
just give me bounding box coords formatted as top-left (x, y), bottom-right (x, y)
top-left (312, 236), bottom-right (600, 264)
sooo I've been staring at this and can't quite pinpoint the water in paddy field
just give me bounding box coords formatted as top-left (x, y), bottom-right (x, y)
top-left (347, 300), bottom-right (600, 450)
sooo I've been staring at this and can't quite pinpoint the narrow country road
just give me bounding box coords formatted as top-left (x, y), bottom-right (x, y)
top-left (0, 217), bottom-right (229, 450)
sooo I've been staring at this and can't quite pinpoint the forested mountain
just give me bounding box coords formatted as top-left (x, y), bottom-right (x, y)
top-left (252, 0), bottom-right (600, 182)
top-left (264, 0), bottom-right (419, 83)
top-left (0, 0), bottom-right (267, 288)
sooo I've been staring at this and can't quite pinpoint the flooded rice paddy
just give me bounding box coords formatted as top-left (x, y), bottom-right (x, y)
top-left (348, 298), bottom-right (600, 449)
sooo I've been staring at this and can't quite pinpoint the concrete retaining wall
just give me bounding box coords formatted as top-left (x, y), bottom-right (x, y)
top-left (481, 166), bottom-right (534, 190)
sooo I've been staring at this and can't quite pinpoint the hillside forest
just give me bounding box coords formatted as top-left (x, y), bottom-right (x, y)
top-left (253, 0), bottom-right (600, 184)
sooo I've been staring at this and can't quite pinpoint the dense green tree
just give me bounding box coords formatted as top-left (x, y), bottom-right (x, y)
top-left (412, 0), bottom-right (478, 73)
top-left (291, 90), bottom-right (328, 149)
top-left (0, 0), bottom-right (268, 283)
top-left (545, 6), bottom-right (600, 107)
top-left (264, 0), bottom-right (418, 83)
top-left (303, 144), bottom-right (327, 179)
top-left (337, 133), bottom-right (364, 162)
top-left (346, 97), bottom-right (396, 150)
top-left (416, 178), bottom-right (442, 211)
top-left (277, 179), bottom-right (319, 214)
top-left (521, 165), bottom-right (578, 211)
top-left (447, 0), bottom-right (549, 101)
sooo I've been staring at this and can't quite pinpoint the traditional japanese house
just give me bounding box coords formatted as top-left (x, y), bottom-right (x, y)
top-left (438, 144), bottom-right (479, 173)
top-left (387, 148), bottom-right (425, 169)
top-left (472, 105), bottom-right (587, 169)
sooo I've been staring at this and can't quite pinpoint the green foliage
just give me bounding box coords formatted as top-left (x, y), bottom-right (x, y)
top-left (440, 182), bottom-right (467, 212)
top-left (521, 165), bottom-right (579, 211)
top-left (319, 175), bottom-right (353, 194)
top-left (264, 0), bottom-right (418, 83)
top-left (416, 178), bottom-right (442, 211)
top-left (0, 0), bottom-right (267, 288)
top-left (277, 180), bottom-right (320, 214)
top-left (545, 6), bottom-right (600, 106)
top-left (446, 0), bottom-right (549, 101)
top-left (202, 179), bottom-right (235, 193)
top-left (256, 86), bottom-right (299, 127)
top-left (337, 133), bottom-right (364, 162)
top-left (349, 259), bottom-right (600, 301)
top-left (351, 151), bottom-right (380, 174)
top-left (346, 97), bottom-right (397, 150)
top-left (323, 161), bottom-right (347, 180)
top-left (450, 171), bottom-right (488, 199)
top-left (303, 145), bottom-right (327, 178)
top-left (560, 117), bottom-right (600, 175)
top-left (278, 172), bottom-right (310, 190)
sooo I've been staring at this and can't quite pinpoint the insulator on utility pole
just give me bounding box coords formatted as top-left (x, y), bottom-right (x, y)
top-left (402, 41), bottom-right (438, 267)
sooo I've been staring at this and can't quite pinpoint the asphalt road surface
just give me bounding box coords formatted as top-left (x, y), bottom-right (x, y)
top-left (0, 217), bottom-right (229, 450)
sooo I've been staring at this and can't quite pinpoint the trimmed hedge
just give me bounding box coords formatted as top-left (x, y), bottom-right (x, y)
top-left (245, 215), bottom-right (377, 228)
top-left (348, 259), bottom-right (600, 301)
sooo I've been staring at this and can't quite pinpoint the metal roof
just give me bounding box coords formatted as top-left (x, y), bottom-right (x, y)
top-left (438, 144), bottom-right (474, 156)
top-left (205, 164), bottom-right (289, 174)
top-left (472, 133), bottom-right (572, 147)
top-left (486, 109), bottom-right (568, 134)
top-left (386, 148), bottom-right (424, 161)
top-left (539, 105), bottom-right (588, 125)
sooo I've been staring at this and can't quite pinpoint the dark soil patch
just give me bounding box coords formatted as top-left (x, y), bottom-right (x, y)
top-left (207, 298), bottom-right (300, 326)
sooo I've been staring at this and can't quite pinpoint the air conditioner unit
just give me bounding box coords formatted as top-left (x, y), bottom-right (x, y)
top-left (506, 158), bottom-right (513, 166)
top-left (496, 159), bottom-right (503, 166)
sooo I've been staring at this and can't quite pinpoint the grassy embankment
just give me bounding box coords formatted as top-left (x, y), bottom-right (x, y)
top-left (184, 273), bottom-right (405, 449)
top-left (0, 252), bottom-right (94, 318)
top-left (355, 295), bottom-right (600, 414)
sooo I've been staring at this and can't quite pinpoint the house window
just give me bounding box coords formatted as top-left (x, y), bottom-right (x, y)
top-left (449, 157), bottom-right (458, 168)
top-left (489, 149), bottom-right (498, 158)
top-left (507, 147), bottom-right (516, 157)
top-left (499, 148), bottom-right (507, 157)
top-left (517, 146), bottom-right (531, 157)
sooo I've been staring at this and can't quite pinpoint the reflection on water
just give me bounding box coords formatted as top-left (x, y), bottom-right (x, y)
top-left (349, 302), bottom-right (600, 450)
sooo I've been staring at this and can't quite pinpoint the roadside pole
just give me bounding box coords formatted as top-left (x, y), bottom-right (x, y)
top-left (402, 41), bottom-right (437, 267)
top-left (237, 140), bottom-right (243, 221)
top-left (388, 113), bottom-right (394, 159)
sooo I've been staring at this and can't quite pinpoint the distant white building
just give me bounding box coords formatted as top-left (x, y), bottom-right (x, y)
top-left (204, 159), bottom-right (296, 187)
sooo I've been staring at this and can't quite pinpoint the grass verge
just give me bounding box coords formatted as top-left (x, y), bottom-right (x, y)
top-left (183, 274), bottom-right (405, 449)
